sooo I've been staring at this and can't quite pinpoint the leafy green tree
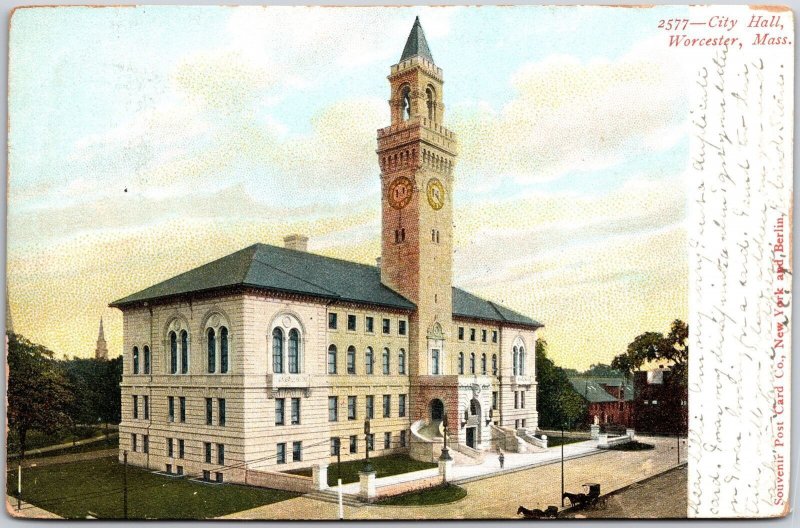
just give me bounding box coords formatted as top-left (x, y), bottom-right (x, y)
top-left (583, 363), bottom-right (623, 378)
top-left (535, 338), bottom-right (587, 429)
top-left (611, 320), bottom-right (688, 378)
top-left (61, 356), bottom-right (122, 441)
top-left (7, 333), bottom-right (74, 458)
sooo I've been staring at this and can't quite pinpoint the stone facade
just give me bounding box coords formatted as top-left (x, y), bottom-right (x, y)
top-left (115, 18), bottom-right (541, 484)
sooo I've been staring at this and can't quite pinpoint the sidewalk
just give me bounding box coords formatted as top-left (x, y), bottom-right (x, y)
top-left (9, 433), bottom-right (118, 459)
top-left (6, 496), bottom-right (62, 519)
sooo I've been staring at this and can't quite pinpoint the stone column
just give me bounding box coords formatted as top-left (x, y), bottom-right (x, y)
top-left (313, 464), bottom-right (329, 491)
top-left (438, 458), bottom-right (455, 481)
top-left (590, 424), bottom-right (600, 440)
top-left (540, 435), bottom-right (548, 448)
top-left (626, 428), bottom-right (635, 440)
top-left (598, 433), bottom-right (609, 449)
top-left (359, 470), bottom-right (376, 501)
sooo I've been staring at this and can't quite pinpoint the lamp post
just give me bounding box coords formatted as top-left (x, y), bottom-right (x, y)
top-left (439, 414), bottom-right (452, 461)
top-left (560, 423), bottom-right (565, 506)
top-left (363, 419), bottom-right (373, 473)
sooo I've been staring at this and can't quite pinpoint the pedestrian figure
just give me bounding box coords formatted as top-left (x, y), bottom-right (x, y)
top-left (499, 450), bottom-right (505, 469)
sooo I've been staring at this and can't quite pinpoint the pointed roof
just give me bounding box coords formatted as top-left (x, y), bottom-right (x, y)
top-left (98, 318), bottom-right (105, 340)
top-left (400, 16), bottom-right (434, 63)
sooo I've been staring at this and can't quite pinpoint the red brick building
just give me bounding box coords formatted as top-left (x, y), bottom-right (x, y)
top-left (569, 377), bottom-right (634, 428)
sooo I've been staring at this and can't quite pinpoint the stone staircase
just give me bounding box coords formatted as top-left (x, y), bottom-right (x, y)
top-left (304, 488), bottom-right (364, 508)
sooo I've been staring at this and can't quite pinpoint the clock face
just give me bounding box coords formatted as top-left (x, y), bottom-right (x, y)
top-left (426, 178), bottom-right (445, 211)
top-left (387, 176), bottom-right (413, 210)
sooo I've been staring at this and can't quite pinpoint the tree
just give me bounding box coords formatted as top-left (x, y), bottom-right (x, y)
top-left (583, 363), bottom-right (623, 378)
top-left (611, 320), bottom-right (689, 378)
top-left (535, 338), bottom-right (587, 429)
top-left (7, 333), bottom-right (74, 459)
top-left (61, 356), bottom-right (122, 441)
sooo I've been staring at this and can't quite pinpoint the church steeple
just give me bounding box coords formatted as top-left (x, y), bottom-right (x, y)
top-left (95, 317), bottom-right (108, 360)
top-left (400, 16), bottom-right (434, 63)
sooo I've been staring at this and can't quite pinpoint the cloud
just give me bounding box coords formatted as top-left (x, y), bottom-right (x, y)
top-left (451, 36), bottom-right (689, 189)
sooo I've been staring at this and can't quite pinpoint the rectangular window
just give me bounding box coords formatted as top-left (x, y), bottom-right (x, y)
top-left (277, 443), bottom-right (286, 464)
top-left (514, 391), bottom-right (519, 409)
top-left (399, 394), bottom-right (407, 417)
top-left (470, 328), bottom-right (476, 341)
top-left (275, 398), bottom-right (285, 425)
top-left (398, 320), bottom-right (407, 336)
top-left (143, 435), bottom-right (149, 454)
top-left (515, 419), bottom-right (520, 429)
top-left (492, 330), bottom-right (498, 343)
top-left (179, 439), bottom-right (185, 459)
top-left (292, 441), bottom-right (302, 462)
top-left (482, 329), bottom-right (487, 342)
top-left (205, 442), bottom-right (212, 463)
top-left (458, 327), bottom-right (464, 340)
top-left (492, 391), bottom-right (498, 410)
top-left (347, 314), bottom-right (357, 331)
top-left (179, 397), bottom-right (186, 423)
top-left (168, 396), bottom-right (175, 422)
top-left (291, 398), bottom-right (301, 425)
top-left (400, 430), bottom-right (407, 447)
top-left (328, 396), bottom-right (338, 422)
top-left (365, 316), bottom-right (374, 333)
top-left (366, 395), bottom-right (374, 419)
top-left (348, 396), bottom-right (357, 420)
top-left (349, 435), bottom-right (357, 454)
top-left (131, 433), bottom-right (137, 452)
top-left (521, 419), bottom-right (527, 428)
top-left (328, 312), bottom-right (338, 329)
top-left (206, 397), bottom-right (213, 425)
top-left (367, 434), bottom-right (374, 452)
top-left (384, 432), bottom-right (391, 449)
top-left (432, 349), bottom-right (440, 375)
top-left (167, 438), bottom-right (174, 458)
top-left (177, 466), bottom-right (184, 476)
top-left (217, 444), bottom-right (225, 465)
top-left (203, 470), bottom-right (211, 481)
top-left (166, 463), bottom-right (172, 474)
top-left (521, 391), bottom-right (526, 409)
top-left (216, 472), bottom-right (223, 483)
top-left (382, 318), bottom-right (391, 334)
top-left (219, 398), bottom-right (226, 427)
top-left (133, 395), bottom-right (138, 419)
top-left (143, 395), bottom-right (149, 420)
top-left (331, 437), bottom-right (340, 456)
top-left (383, 395), bottom-right (391, 418)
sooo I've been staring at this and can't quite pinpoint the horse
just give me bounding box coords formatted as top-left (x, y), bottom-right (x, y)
top-left (562, 492), bottom-right (589, 508)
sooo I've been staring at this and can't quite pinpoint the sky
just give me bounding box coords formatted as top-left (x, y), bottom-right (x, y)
top-left (8, 5), bottom-right (690, 369)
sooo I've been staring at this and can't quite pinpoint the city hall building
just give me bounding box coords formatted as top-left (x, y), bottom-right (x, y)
top-left (112, 18), bottom-right (542, 483)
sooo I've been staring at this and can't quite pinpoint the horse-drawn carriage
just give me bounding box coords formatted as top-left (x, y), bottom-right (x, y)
top-left (562, 483), bottom-right (605, 509)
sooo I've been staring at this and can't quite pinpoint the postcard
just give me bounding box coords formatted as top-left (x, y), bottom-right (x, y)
top-left (4, 3), bottom-right (793, 521)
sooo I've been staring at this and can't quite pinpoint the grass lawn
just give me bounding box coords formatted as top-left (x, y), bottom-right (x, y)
top-left (376, 484), bottom-right (467, 506)
top-left (609, 441), bottom-right (655, 451)
top-left (287, 454), bottom-right (438, 487)
top-left (9, 456), bottom-right (299, 519)
top-left (546, 436), bottom-right (588, 448)
top-left (8, 426), bottom-right (106, 453)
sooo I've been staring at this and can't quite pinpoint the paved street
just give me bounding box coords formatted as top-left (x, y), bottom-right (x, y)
top-left (222, 435), bottom-right (687, 520)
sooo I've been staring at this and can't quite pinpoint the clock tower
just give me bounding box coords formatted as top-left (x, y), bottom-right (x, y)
top-left (378, 17), bottom-right (457, 377)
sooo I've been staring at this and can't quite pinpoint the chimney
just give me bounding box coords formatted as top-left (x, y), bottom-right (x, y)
top-left (376, 257), bottom-right (382, 269)
top-left (283, 234), bottom-right (308, 252)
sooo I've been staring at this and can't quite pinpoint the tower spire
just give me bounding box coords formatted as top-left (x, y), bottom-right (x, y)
top-left (95, 317), bottom-right (108, 360)
top-left (400, 16), bottom-right (434, 63)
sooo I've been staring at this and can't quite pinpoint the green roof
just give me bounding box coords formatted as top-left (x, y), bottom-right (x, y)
top-left (569, 378), bottom-right (635, 403)
top-left (110, 243), bottom-right (541, 329)
top-left (400, 16), bottom-right (434, 63)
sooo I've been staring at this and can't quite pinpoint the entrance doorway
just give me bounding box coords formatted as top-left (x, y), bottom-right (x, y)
top-left (430, 399), bottom-right (444, 421)
top-left (466, 427), bottom-right (476, 448)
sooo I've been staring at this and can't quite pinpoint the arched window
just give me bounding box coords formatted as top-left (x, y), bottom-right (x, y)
top-left (347, 345), bottom-right (356, 374)
top-left (365, 347), bottom-right (374, 375)
top-left (470, 352), bottom-right (476, 374)
top-left (180, 330), bottom-right (189, 374)
top-left (458, 352), bottom-right (464, 375)
top-left (398, 349), bottom-right (406, 375)
top-left (426, 87), bottom-right (434, 120)
top-left (401, 86), bottom-right (411, 121)
top-left (481, 353), bottom-right (487, 375)
top-left (492, 354), bottom-right (497, 376)
top-left (132, 346), bottom-right (140, 375)
top-left (382, 348), bottom-right (390, 375)
top-left (272, 328), bottom-right (284, 374)
top-left (220, 327), bottom-right (229, 374)
top-left (288, 329), bottom-right (300, 374)
top-left (328, 345), bottom-right (337, 374)
top-left (513, 346), bottom-right (519, 376)
top-left (207, 328), bottom-right (216, 374)
top-left (143, 346), bottom-right (150, 374)
top-left (169, 332), bottom-right (178, 374)
top-left (519, 347), bottom-right (525, 375)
